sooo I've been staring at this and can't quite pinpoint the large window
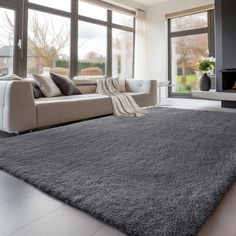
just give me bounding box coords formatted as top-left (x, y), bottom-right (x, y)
top-left (27, 10), bottom-right (70, 76)
top-left (171, 12), bottom-right (208, 32)
top-left (77, 2), bottom-right (135, 78)
top-left (29, 0), bottom-right (71, 12)
top-left (112, 29), bottom-right (134, 78)
top-left (0, 0), bottom-right (136, 78)
top-left (78, 1), bottom-right (107, 21)
top-left (0, 7), bottom-right (16, 75)
top-left (78, 21), bottom-right (107, 76)
top-left (168, 10), bottom-right (215, 96)
top-left (113, 11), bottom-right (134, 28)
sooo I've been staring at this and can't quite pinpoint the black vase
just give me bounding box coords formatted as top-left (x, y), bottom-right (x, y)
top-left (199, 73), bottom-right (211, 91)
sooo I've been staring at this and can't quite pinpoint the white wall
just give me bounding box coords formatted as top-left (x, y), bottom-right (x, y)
top-left (145, 0), bottom-right (214, 97)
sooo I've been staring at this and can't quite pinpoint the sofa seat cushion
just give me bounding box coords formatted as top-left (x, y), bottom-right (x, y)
top-left (35, 92), bottom-right (150, 129)
top-left (35, 94), bottom-right (108, 103)
top-left (35, 94), bottom-right (113, 128)
top-left (35, 92), bottom-right (149, 105)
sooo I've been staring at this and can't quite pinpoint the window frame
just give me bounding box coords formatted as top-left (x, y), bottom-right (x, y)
top-left (77, 3), bottom-right (135, 77)
top-left (1, 0), bottom-right (136, 78)
top-left (168, 10), bottom-right (215, 98)
top-left (26, 7), bottom-right (72, 76)
top-left (0, 0), bottom-right (23, 75)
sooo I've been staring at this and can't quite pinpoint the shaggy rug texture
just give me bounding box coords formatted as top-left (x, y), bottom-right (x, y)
top-left (0, 108), bottom-right (236, 236)
top-left (0, 131), bottom-right (15, 139)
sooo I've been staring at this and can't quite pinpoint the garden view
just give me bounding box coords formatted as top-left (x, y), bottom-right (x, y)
top-left (171, 12), bottom-right (209, 93)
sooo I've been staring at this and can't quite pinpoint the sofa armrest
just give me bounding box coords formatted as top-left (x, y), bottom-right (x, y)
top-left (125, 79), bottom-right (157, 106)
top-left (0, 81), bottom-right (37, 133)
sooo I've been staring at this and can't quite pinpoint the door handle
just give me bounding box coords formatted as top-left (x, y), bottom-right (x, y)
top-left (17, 39), bottom-right (22, 50)
top-left (17, 39), bottom-right (24, 59)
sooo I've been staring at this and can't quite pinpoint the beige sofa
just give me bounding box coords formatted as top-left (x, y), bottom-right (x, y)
top-left (0, 79), bottom-right (157, 133)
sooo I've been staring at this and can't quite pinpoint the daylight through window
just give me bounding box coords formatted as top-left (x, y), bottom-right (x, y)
top-left (168, 10), bottom-right (215, 96)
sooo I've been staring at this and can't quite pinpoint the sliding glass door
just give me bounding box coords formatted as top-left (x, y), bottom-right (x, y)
top-left (168, 10), bottom-right (215, 96)
top-left (171, 33), bottom-right (209, 93)
top-left (0, 6), bottom-right (17, 75)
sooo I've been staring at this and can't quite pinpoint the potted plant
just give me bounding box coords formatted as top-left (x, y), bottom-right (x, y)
top-left (198, 57), bottom-right (215, 91)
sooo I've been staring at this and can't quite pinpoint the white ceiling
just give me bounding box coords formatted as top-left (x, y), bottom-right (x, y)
top-left (133, 0), bottom-right (171, 6)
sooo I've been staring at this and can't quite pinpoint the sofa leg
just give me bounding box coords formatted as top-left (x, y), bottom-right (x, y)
top-left (30, 130), bottom-right (33, 134)
top-left (15, 132), bottom-right (20, 136)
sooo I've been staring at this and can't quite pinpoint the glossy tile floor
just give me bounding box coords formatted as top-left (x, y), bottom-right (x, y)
top-left (1, 98), bottom-right (236, 236)
top-left (0, 171), bottom-right (125, 236)
top-left (159, 97), bottom-right (236, 113)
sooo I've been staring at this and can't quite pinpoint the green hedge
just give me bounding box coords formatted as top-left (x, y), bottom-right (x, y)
top-left (55, 60), bottom-right (106, 74)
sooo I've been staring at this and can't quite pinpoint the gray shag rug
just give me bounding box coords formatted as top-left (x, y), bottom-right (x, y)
top-left (0, 108), bottom-right (236, 236)
top-left (0, 131), bottom-right (16, 139)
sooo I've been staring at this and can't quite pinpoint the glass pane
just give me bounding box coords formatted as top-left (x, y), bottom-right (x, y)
top-left (112, 29), bottom-right (134, 79)
top-left (0, 7), bottom-right (15, 75)
top-left (27, 10), bottom-right (70, 76)
top-left (171, 33), bottom-right (208, 93)
top-left (171, 12), bottom-right (208, 32)
top-left (113, 11), bottom-right (134, 28)
top-left (29, 0), bottom-right (71, 12)
top-left (78, 1), bottom-right (107, 21)
top-left (78, 21), bottom-right (107, 76)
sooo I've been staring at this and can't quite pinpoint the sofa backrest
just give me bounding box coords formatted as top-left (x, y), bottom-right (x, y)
top-left (73, 76), bottom-right (103, 94)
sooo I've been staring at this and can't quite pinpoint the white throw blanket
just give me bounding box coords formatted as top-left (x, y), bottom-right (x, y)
top-left (97, 78), bottom-right (148, 117)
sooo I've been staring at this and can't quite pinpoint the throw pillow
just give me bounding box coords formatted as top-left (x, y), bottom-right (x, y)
top-left (50, 73), bottom-right (81, 96)
top-left (25, 79), bottom-right (45, 99)
top-left (32, 74), bottom-right (62, 97)
top-left (32, 86), bottom-right (44, 99)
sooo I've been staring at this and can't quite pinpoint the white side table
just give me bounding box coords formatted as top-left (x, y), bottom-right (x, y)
top-left (157, 83), bottom-right (176, 106)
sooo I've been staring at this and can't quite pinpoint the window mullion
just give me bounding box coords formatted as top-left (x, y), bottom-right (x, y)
top-left (70, 0), bottom-right (78, 78)
top-left (21, 0), bottom-right (28, 77)
top-left (107, 9), bottom-right (112, 77)
top-left (132, 17), bottom-right (136, 78)
top-left (208, 10), bottom-right (215, 57)
top-left (169, 28), bottom-right (208, 38)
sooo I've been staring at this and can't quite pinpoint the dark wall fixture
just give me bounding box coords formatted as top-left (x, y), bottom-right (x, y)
top-left (215, 0), bottom-right (236, 108)
top-left (215, 0), bottom-right (236, 92)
